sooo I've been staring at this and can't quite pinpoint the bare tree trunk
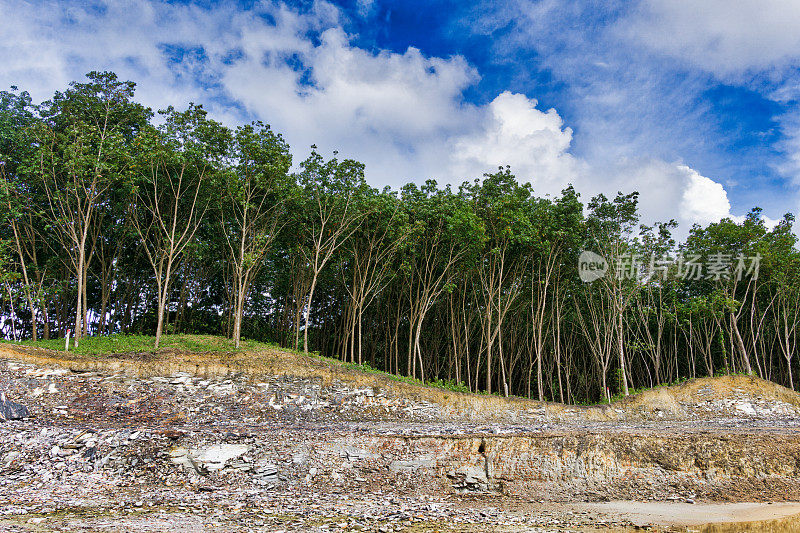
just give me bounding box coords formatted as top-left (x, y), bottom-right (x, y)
top-left (73, 245), bottom-right (86, 347)
top-left (303, 275), bottom-right (318, 354)
top-left (731, 313), bottom-right (752, 374)
top-left (42, 304), bottom-right (50, 340)
top-left (154, 260), bottom-right (173, 349)
top-left (618, 311), bottom-right (629, 396)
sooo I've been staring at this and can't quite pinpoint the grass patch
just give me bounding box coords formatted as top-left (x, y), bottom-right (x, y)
top-left (310, 356), bottom-right (481, 395)
top-left (13, 333), bottom-right (274, 356)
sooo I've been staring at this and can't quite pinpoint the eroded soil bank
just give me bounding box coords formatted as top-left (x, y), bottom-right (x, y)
top-left (2, 343), bottom-right (800, 531)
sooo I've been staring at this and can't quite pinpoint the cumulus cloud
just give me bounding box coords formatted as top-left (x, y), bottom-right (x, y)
top-left (458, 0), bottom-right (797, 222)
top-left (450, 91), bottom-right (582, 192)
top-left (678, 165), bottom-right (735, 225)
top-left (578, 159), bottom-right (740, 236)
top-left (448, 92), bottom-right (740, 233)
top-left (0, 0), bottom-right (482, 186)
top-left (220, 25), bottom-right (481, 186)
top-left (613, 0), bottom-right (800, 220)
top-left (593, 158), bottom-right (737, 229)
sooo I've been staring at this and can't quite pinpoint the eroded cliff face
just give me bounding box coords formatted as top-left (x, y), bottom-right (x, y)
top-left (310, 431), bottom-right (800, 502)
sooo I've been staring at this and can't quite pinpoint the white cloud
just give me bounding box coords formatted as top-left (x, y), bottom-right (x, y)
top-left (624, 0), bottom-right (800, 76)
top-left (582, 159), bottom-right (739, 236)
top-left (355, 0), bottom-right (377, 18)
top-left (776, 121), bottom-right (800, 216)
top-left (0, 0), bottom-right (481, 186)
top-left (447, 92), bottom-right (742, 234)
top-left (461, 0), bottom-right (798, 224)
top-left (678, 165), bottom-right (735, 225)
top-left (450, 91), bottom-right (581, 191)
top-left (617, 0), bottom-right (800, 222)
top-left (221, 25), bottom-right (481, 186)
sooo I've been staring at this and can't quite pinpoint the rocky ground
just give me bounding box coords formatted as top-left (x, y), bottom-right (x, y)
top-left (2, 345), bottom-right (800, 532)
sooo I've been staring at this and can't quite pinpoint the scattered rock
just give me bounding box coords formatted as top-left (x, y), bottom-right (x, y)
top-left (191, 444), bottom-right (250, 472)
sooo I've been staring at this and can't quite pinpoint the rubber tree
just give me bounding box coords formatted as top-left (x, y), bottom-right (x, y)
top-left (683, 209), bottom-right (773, 376)
top-left (33, 72), bottom-right (150, 346)
top-left (132, 104), bottom-right (228, 349)
top-left (584, 191), bottom-right (642, 397)
top-left (463, 168), bottom-right (533, 397)
top-left (341, 190), bottom-right (409, 364)
top-left (220, 121), bottom-right (292, 348)
top-left (294, 148), bottom-right (369, 353)
top-left (399, 180), bottom-right (481, 382)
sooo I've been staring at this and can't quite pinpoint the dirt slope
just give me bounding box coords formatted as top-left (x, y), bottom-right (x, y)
top-left (2, 341), bottom-right (800, 424)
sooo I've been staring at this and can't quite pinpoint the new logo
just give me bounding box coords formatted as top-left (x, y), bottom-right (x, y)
top-left (578, 250), bottom-right (607, 283)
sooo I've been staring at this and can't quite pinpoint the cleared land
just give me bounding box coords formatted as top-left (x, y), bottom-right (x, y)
top-left (1, 336), bottom-right (800, 532)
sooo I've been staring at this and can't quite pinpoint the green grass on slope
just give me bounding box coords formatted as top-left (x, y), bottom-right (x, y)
top-left (11, 333), bottom-right (486, 396)
top-left (14, 333), bottom-right (275, 356)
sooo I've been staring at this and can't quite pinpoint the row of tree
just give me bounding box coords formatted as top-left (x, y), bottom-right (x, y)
top-left (2, 72), bottom-right (798, 402)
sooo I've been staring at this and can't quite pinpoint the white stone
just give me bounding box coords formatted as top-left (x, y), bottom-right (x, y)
top-left (190, 444), bottom-right (250, 472)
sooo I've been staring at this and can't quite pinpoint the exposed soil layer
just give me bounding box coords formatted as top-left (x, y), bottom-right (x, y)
top-left (2, 343), bottom-right (800, 531)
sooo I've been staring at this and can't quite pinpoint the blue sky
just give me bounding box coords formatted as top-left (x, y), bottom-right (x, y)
top-left (2, 0), bottom-right (799, 236)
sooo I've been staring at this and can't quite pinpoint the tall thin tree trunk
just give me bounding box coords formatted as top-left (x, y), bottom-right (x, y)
top-left (536, 348), bottom-right (544, 401)
top-left (42, 305), bottom-right (50, 340)
top-left (617, 311), bottom-right (629, 396)
top-left (303, 275), bottom-right (319, 353)
top-left (155, 259), bottom-right (174, 350)
top-left (732, 313), bottom-right (752, 374)
top-left (73, 246), bottom-right (85, 347)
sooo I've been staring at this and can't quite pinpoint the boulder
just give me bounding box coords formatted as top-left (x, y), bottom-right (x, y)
top-left (191, 444), bottom-right (250, 472)
top-left (0, 392), bottom-right (29, 421)
top-left (170, 444), bottom-right (250, 474)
